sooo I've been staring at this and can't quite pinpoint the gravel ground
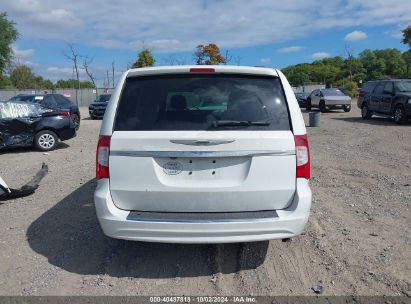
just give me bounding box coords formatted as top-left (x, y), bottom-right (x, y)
top-left (0, 106), bottom-right (410, 296)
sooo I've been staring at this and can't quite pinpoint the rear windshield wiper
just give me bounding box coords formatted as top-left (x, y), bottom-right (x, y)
top-left (211, 120), bottom-right (271, 128)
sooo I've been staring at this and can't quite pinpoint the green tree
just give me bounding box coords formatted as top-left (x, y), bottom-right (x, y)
top-left (342, 57), bottom-right (365, 80)
top-left (0, 74), bottom-right (13, 89)
top-left (9, 65), bottom-right (56, 89)
top-left (376, 49), bottom-right (406, 77)
top-left (310, 61), bottom-right (340, 86)
top-left (55, 79), bottom-right (73, 88)
top-left (132, 49), bottom-right (155, 68)
top-left (55, 79), bottom-right (94, 89)
top-left (401, 25), bottom-right (411, 48)
top-left (10, 65), bottom-right (37, 89)
top-left (282, 63), bottom-right (312, 86)
top-left (359, 50), bottom-right (387, 80)
top-left (283, 48), bottom-right (408, 87)
top-left (34, 76), bottom-right (54, 90)
top-left (194, 44), bottom-right (226, 65)
top-left (402, 51), bottom-right (411, 78)
top-left (335, 78), bottom-right (358, 97)
top-left (80, 80), bottom-right (94, 88)
top-left (0, 12), bottom-right (18, 74)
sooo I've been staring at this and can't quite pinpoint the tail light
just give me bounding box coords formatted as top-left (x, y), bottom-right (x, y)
top-left (189, 68), bottom-right (215, 73)
top-left (59, 111), bottom-right (70, 117)
top-left (96, 135), bottom-right (111, 179)
top-left (294, 134), bottom-right (310, 179)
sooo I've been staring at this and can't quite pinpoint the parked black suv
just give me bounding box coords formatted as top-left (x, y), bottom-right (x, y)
top-left (294, 92), bottom-right (310, 108)
top-left (88, 93), bottom-right (111, 119)
top-left (9, 94), bottom-right (81, 130)
top-left (357, 79), bottom-right (411, 124)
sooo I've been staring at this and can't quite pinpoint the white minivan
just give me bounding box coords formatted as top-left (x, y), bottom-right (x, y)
top-left (95, 66), bottom-right (312, 244)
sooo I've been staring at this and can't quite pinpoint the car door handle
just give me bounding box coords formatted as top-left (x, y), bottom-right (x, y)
top-left (170, 139), bottom-right (235, 146)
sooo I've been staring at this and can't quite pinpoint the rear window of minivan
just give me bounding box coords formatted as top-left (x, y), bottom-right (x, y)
top-left (114, 74), bottom-right (290, 131)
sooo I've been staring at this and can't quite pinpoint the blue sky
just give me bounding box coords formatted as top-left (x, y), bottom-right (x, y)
top-left (3, 0), bottom-right (411, 86)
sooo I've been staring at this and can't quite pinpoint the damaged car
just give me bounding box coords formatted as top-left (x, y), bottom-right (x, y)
top-left (0, 102), bottom-right (76, 152)
top-left (9, 93), bottom-right (81, 130)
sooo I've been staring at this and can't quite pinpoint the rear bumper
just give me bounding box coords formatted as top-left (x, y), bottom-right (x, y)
top-left (325, 100), bottom-right (351, 107)
top-left (94, 179), bottom-right (312, 244)
top-left (58, 127), bottom-right (76, 141)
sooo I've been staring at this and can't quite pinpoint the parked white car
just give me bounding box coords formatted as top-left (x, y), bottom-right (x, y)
top-left (307, 88), bottom-right (352, 112)
top-left (94, 65), bottom-right (312, 245)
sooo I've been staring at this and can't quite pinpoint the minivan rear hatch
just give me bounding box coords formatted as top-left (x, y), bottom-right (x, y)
top-left (109, 72), bottom-right (296, 212)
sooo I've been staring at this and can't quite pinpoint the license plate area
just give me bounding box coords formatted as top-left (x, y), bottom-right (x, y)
top-left (153, 157), bottom-right (251, 187)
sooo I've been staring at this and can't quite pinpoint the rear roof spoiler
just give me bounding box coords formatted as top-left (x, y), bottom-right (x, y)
top-left (126, 65), bottom-right (279, 78)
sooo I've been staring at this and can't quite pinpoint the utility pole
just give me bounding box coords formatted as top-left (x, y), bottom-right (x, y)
top-left (112, 61), bottom-right (115, 88)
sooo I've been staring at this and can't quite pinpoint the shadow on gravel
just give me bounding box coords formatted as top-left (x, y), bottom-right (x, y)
top-left (332, 116), bottom-right (411, 126)
top-left (0, 142), bottom-right (70, 155)
top-left (27, 179), bottom-right (267, 278)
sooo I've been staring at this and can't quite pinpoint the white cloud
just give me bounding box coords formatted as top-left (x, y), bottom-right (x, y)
top-left (260, 58), bottom-right (271, 64)
top-left (11, 46), bottom-right (40, 67)
top-left (384, 24), bottom-right (408, 39)
top-left (46, 66), bottom-right (73, 76)
top-left (311, 52), bottom-right (331, 59)
top-left (344, 30), bottom-right (367, 41)
top-left (45, 66), bottom-right (86, 82)
top-left (12, 46), bottom-right (34, 60)
top-left (23, 61), bottom-right (40, 68)
top-left (278, 46), bottom-right (306, 53)
top-left (6, 1), bottom-right (82, 39)
top-left (32, 8), bottom-right (79, 28)
top-left (2, 0), bottom-right (410, 53)
top-left (129, 39), bottom-right (183, 52)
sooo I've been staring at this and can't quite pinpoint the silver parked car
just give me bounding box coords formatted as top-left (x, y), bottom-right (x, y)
top-left (306, 88), bottom-right (351, 112)
top-left (94, 65), bottom-right (312, 246)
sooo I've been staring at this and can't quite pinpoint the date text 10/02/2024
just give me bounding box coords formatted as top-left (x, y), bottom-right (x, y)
top-left (149, 296), bottom-right (257, 303)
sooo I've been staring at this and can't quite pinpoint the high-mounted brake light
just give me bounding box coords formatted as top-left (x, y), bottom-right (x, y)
top-left (189, 68), bottom-right (215, 73)
top-left (96, 135), bottom-right (111, 179)
top-left (294, 134), bottom-right (310, 179)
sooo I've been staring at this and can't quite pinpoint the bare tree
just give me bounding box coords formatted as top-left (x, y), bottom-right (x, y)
top-left (164, 55), bottom-right (187, 66)
top-left (194, 44), bottom-right (205, 65)
top-left (224, 50), bottom-right (233, 65)
top-left (106, 70), bottom-right (110, 88)
top-left (344, 45), bottom-right (354, 80)
top-left (83, 56), bottom-right (98, 99)
top-left (63, 44), bottom-right (81, 105)
top-left (126, 60), bottom-right (134, 70)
